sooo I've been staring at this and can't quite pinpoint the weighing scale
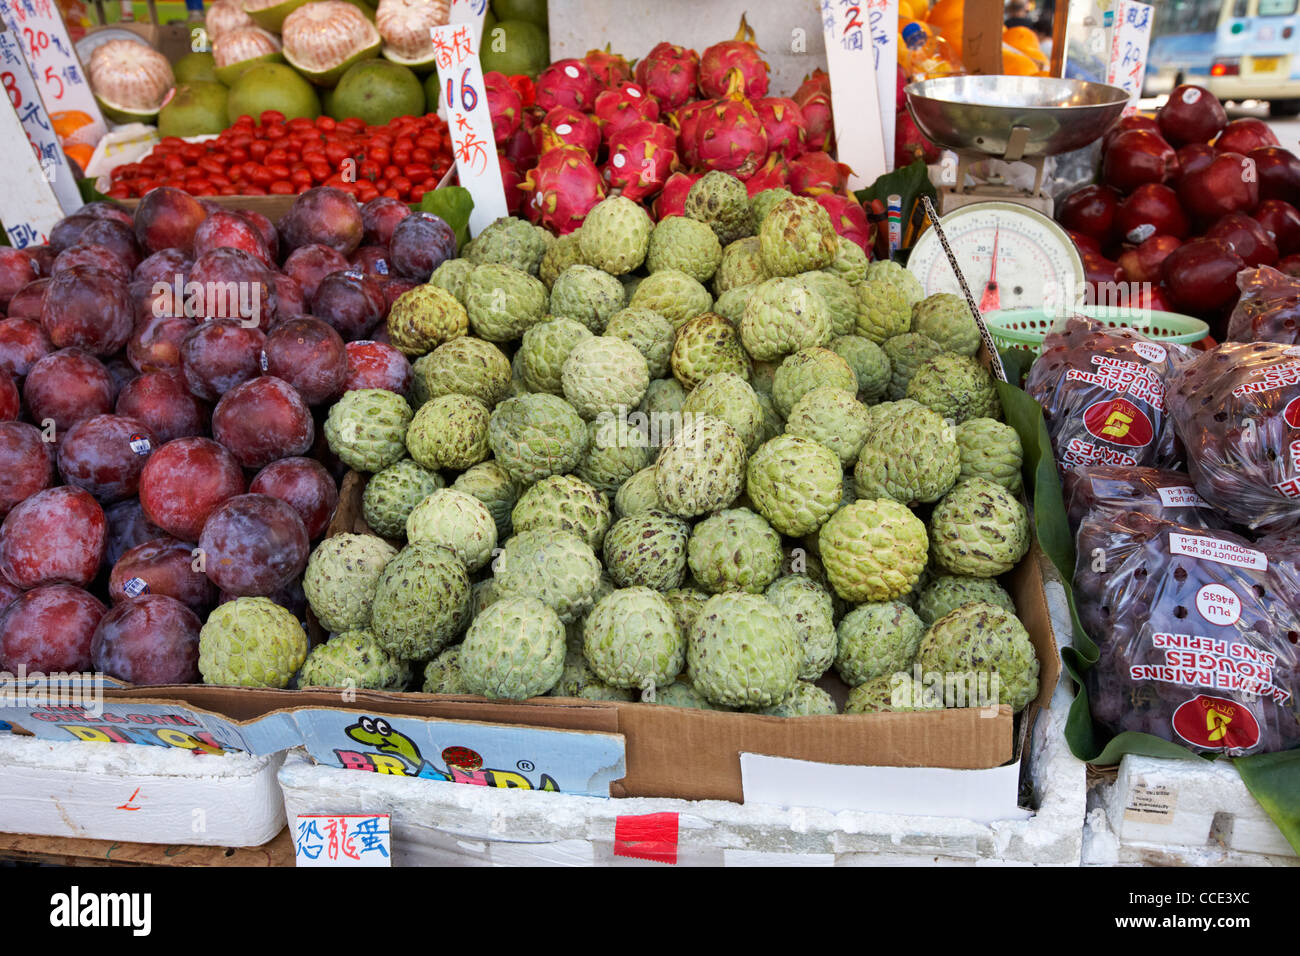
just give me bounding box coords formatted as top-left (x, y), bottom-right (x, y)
top-left (904, 75), bottom-right (1129, 218)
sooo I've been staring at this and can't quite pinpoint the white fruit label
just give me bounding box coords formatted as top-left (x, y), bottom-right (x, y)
top-left (375, 259), bottom-right (388, 275)
top-left (555, 123), bottom-right (573, 135)
top-left (1157, 486), bottom-right (1210, 508)
top-left (564, 65), bottom-right (580, 79)
top-left (123, 577), bottom-right (148, 598)
top-left (1183, 87), bottom-right (1202, 103)
top-left (128, 436), bottom-right (151, 456)
top-left (1105, 1), bottom-right (1154, 114)
top-left (259, 350), bottom-right (269, 372)
top-left (1196, 584), bottom-right (1242, 627)
top-left (1125, 223), bottom-right (1156, 244)
top-left (821, 0), bottom-right (887, 186)
top-left (1132, 341), bottom-right (1167, 364)
top-left (1169, 533), bottom-right (1267, 571)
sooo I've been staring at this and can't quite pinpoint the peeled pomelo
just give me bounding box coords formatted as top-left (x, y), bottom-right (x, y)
top-left (159, 81), bottom-right (230, 137)
top-left (174, 51), bottom-right (219, 84)
top-left (213, 25), bottom-right (283, 86)
top-left (330, 59), bottom-right (424, 124)
top-left (479, 19), bottom-right (549, 78)
top-left (89, 38), bottom-right (175, 124)
top-left (226, 62), bottom-right (321, 123)
top-left (282, 0), bottom-right (382, 87)
top-left (207, 0), bottom-right (255, 40)
top-left (376, 0), bottom-right (448, 73)
top-left (241, 0), bottom-right (311, 33)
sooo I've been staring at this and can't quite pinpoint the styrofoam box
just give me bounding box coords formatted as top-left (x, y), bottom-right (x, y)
top-left (1082, 754), bottom-right (1299, 867)
top-left (0, 734), bottom-right (285, 847)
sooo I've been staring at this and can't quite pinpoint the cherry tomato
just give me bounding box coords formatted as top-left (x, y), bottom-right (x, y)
top-left (309, 161), bottom-right (332, 183)
top-left (181, 143), bottom-right (207, 162)
top-left (291, 168), bottom-right (314, 188)
top-left (265, 147), bottom-right (289, 165)
top-left (416, 133), bottom-right (441, 152)
top-left (359, 159), bottom-right (381, 181)
top-left (198, 156), bottom-right (225, 176)
top-left (269, 180), bottom-right (295, 194)
top-left (411, 147), bottom-right (433, 165)
top-left (249, 165), bottom-right (275, 187)
top-left (219, 184), bottom-right (240, 196)
top-left (368, 144), bottom-right (390, 166)
top-left (341, 117), bottom-right (366, 133)
top-left (324, 142), bottom-right (352, 166)
top-left (403, 163), bottom-right (432, 181)
top-left (248, 140), bottom-right (270, 161)
top-left (106, 184), bottom-right (131, 199)
top-left (259, 110), bottom-right (285, 126)
top-left (263, 124), bottom-right (288, 140)
top-left (315, 115), bottom-right (337, 132)
top-left (163, 154), bottom-right (186, 174)
top-left (266, 163), bottom-right (292, 180)
top-left (390, 176), bottom-right (412, 196)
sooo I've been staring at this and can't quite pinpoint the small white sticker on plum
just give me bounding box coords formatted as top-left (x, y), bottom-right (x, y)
top-left (123, 577), bottom-right (149, 598)
top-left (259, 350), bottom-right (269, 372)
top-left (128, 434), bottom-right (152, 456)
top-left (1126, 224), bottom-right (1156, 244)
top-left (1196, 583), bottom-right (1241, 626)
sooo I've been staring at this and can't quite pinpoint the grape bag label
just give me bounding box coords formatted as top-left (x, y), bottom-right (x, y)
top-left (1172, 694), bottom-right (1261, 752)
top-left (1156, 486), bottom-right (1210, 508)
top-left (1168, 533), bottom-right (1267, 570)
top-left (1083, 398), bottom-right (1155, 448)
top-left (1132, 341), bottom-right (1166, 364)
top-left (1195, 583), bottom-right (1241, 626)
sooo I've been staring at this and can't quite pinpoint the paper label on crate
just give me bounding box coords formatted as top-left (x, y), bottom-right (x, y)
top-left (1123, 781), bottom-right (1177, 825)
top-left (0, 0), bottom-right (105, 144)
top-left (294, 814), bottom-right (391, 867)
top-left (430, 22), bottom-right (507, 237)
top-left (0, 29), bottom-right (79, 212)
top-left (821, 1), bottom-right (886, 189)
top-left (1168, 533), bottom-right (1267, 571)
top-left (1157, 486), bottom-right (1210, 509)
top-left (1105, 0), bottom-right (1153, 115)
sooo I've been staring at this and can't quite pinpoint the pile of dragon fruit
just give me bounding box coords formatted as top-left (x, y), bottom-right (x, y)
top-left (489, 20), bottom-right (872, 251)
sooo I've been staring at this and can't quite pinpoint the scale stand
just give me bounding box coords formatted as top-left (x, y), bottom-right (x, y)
top-left (939, 125), bottom-right (1054, 218)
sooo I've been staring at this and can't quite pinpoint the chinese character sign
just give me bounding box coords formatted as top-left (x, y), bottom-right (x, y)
top-left (867, 0), bottom-right (899, 171)
top-left (0, 0), bottom-right (104, 145)
top-left (0, 62), bottom-right (80, 247)
top-left (294, 814), bottom-right (392, 867)
top-left (821, 0), bottom-right (886, 187)
top-left (1105, 0), bottom-right (1153, 115)
top-left (430, 22), bottom-right (508, 237)
top-left (0, 28), bottom-right (79, 212)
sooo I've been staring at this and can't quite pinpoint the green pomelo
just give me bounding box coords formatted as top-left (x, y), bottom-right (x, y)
top-left (226, 62), bottom-right (321, 123)
top-left (95, 95), bottom-right (161, 125)
top-left (158, 81), bottom-right (230, 137)
top-left (330, 58), bottom-right (424, 124)
top-left (423, 71), bottom-right (441, 111)
top-left (173, 51), bottom-right (219, 84)
top-left (214, 50), bottom-right (285, 87)
top-left (479, 19), bottom-right (549, 78)
top-left (491, 0), bottom-right (548, 26)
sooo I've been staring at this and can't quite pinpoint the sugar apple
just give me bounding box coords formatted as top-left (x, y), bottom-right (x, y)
top-left (629, 269), bottom-right (713, 328)
top-left (362, 459), bottom-right (445, 538)
top-left (785, 386), bottom-right (871, 468)
top-left (549, 264), bottom-right (626, 333)
top-left (835, 601), bottom-right (925, 686)
top-left (646, 216), bottom-right (723, 283)
top-left (907, 354), bottom-right (1001, 424)
top-left (664, 586), bottom-right (709, 637)
top-left (823, 237), bottom-right (869, 286)
top-left (913, 292), bottom-right (980, 355)
top-left (854, 400), bottom-right (960, 505)
top-left (684, 170), bottom-right (754, 246)
top-left (493, 530), bottom-right (603, 623)
top-left (745, 434), bottom-right (841, 537)
top-left (829, 334), bottom-right (890, 402)
top-left (687, 508), bottom-right (782, 594)
top-left (750, 187), bottom-right (795, 226)
top-left (713, 236), bottom-right (768, 293)
top-left (429, 258), bottom-right (474, 305)
top-left (651, 679), bottom-right (722, 710)
top-left (578, 414), bottom-right (653, 495)
top-left (297, 630), bottom-right (410, 691)
top-left (680, 372), bottom-right (763, 452)
top-left (405, 489), bottom-right (498, 572)
top-left (518, 317), bottom-right (593, 395)
top-left (713, 285), bottom-right (759, 324)
top-left (302, 533), bottom-right (398, 633)
top-left (604, 308), bottom-right (674, 379)
top-left (387, 284), bottom-right (468, 358)
top-left (487, 393), bottom-right (589, 485)
top-left (460, 596), bottom-right (566, 699)
top-left (670, 312), bottom-right (751, 389)
top-left (819, 498), bottom-right (928, 603)
top-left (578, 196), bottom-right (652, 275)
top-left (758, 196), bottom-right (838, 276)
top-left (511, 474), bottom-right (611, 550)
top-left (654, 415), bottom-right (747, 517)
top-left (464, 264), bottom-right (549, 342)
top-left (772, 346), bottom-right (856, 418)
top-left (883, 332), bottom-right (946, 400)
top-left (406, 394), bottom-right (491, 471)
top-left (796, 271), bottom-right (858, 337)
top-left (451, 460), bottom-right (519, 540)
top-left (409, 336), bottom-right (511, 411)
top-left (468, 216), bottom-right (548, 274)
top-left (844, 673), bottom-right (943, 713)
top-left (917, 574), bottom-right (1017, 625)
top-left (539, 229), bottom-right (585, 288)
top-left (765, 574), bottom-right (836, 680)
top-left (369, 543), bottom-right (471, 659)
top-left (740, 277), bottom-right (833, 362)
top-left (854, 279), bottom-right (912, 343)
top-left (422, 645), bottom-right (467, 694)
top-left (957, 417), bottom-right (1023, 494)
top-left (561, 336), bottom-right (650, 420)
top-left (758, 681), bottom-right (837, 716)
top-left (687, 592), bottom-right (799, 708)
top-left (865, 260), bottom-right (924, 306)
top-left (583, 587), bottom-right (685, 690)
top-left (199, 597), bottom-right (308, 688)
top-left (324, 389), bottom-right (413, 473)
top-left (602, 509), bottom-right (689, 590)
top-left (929, 477), bottom-right (1030, 576)
top-left (613, 465), bottom-right (663, 517)
top-left (917, 602), bottom-right (1039, 711)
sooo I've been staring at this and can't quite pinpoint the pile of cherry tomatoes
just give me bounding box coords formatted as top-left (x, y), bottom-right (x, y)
top-left (106, 111), bottom-right (454, 203)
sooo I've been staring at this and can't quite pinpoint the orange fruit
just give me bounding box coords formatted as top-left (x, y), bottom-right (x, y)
top-left (927, 0), bottom-right (963, 37)
top-left (51, 109), bottom-right (95, 143)
top-left (63, 143), bottom-right (94, 169)
top-left (1001, 43), bottom-right (1044, 76)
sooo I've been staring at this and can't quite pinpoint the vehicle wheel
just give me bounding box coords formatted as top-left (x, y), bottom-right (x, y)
top-left (1270, 99), bottom-right (1300, 118)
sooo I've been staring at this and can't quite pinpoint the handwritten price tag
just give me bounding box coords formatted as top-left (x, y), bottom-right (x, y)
top-left (0, 0), bottom-right (105, 143)
top-left (294, 814), bottom-right (392, 867)
top-left (820, 0), bottom-right (886, 188)
top-left (0, 75), bottom-right (75, 246)
top-left (430, 21), bottom-right (508, 237)
top-left (1106, 0), bottom-right (1154, 115)
top-left (866, 0), bottom-right (899, 171)
top-left (0, 28), bottom-right (79, 212)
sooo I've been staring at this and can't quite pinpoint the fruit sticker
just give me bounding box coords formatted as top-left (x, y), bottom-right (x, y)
top-left (1285, 395), bottom-right (1300, 429)
top-left (1195, 583), bottom-right (1241, 626)
top-left (1172, 695), bottom-right (1260, 752)
top-left (1083, 397), bottom-right (1154, 448)
top-left (1132, 341), bottom-right (1166, 364)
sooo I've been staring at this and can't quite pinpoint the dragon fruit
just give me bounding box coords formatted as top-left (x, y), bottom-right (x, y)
top-left (593, 82), bottom-right (660, 142)
top-left (522, 137), bottom-right (607, 235)
top-left (698, 14), bottom-right (770, 100)
top-left (604, 121), bottom-right (679, 203)
top-left (895, 111), bottom-right (941, 170)
top-left (816, 194), bottom-right (871, 252)
top-left (794, 69), bottom-right (834, 153)
top-left (896, 64), bottom-right (907, 112)
top-left (634, 42), bottom-right (700, 111)
top-left (536, 58), bottom-right (601, 113)
top-left (755, 97), bottom-right (807, 159)
top-left (584, 46), bottom-right (633, 88)
top-left (499, 156), bottom-right (524, 216)
top-left (537, 106), bottom-right (601, 159)
top-left (789, 151), bottom-right (853, 197)
top-left (485, 71), bottom-right (523, 146)
top-left (745, 153), bottom-right (790, 196)
top-left (504, 109), bottom-right (542, 170)
top-left (694, 69), bottom-right (768, 180)
top-left (653, 171), bottom-right (702, 220)
top-left (672, 100), bottom-right (710, 168)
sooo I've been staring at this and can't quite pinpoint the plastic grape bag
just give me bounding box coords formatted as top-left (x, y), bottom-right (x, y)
top-left (1074, 510), bottom-right (1300, 756)
top-left (1225, 266), bottom-right (1300, 344)
top-left (1062, 465), bottom-right (1227, 534)
top-left (1167, 341), bottom-right (1300, 534)
top-left (1025, 317), bottom-right (1190, 472)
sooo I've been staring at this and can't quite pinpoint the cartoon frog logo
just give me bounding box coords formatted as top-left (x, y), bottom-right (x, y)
top-left (344, 716), bottom-right (450, 781)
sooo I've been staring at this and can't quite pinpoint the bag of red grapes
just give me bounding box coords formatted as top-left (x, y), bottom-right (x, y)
top-left (1062, 465), bottom-right (1227, 533)
top-left (1225, 266), bottom-right (1300, 345)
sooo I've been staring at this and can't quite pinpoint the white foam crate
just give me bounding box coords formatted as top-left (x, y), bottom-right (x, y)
top-left (1082, 754), bottom-right (1298, 866)
top-left (0, 734), bottom-right (285, 847)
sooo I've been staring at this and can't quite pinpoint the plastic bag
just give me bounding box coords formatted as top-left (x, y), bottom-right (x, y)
top-left (1225, 266), bottom-right (1300, 344)
top-left (1062, 465), bottom-right (1227, 534)
top-left (1025, 317), bottom-right (1189, 471)
top-left (1074, 511), bottom-right (1300, 756)
top-left (1167, 342), bottom-right (1300, 534)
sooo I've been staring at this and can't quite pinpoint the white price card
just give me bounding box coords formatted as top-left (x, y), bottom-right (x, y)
top-left (0, 79), bottom-right (66, 246)
top-left (0, 0), bottom-right (105, 145)
top-left (1105, 0), bottom-right (1153, 115)
top-left (866, 0), bottom-right (899, 172)
top-left (820, 0), bottom-right (886, 189)
top-left (430, 21), bottom-right (508, 237)
top-left (294, 813), bottom-right (392, 867)
top-left (449, 0), bottom-right (488, 44)
top-left (0, 27), bottom-right (79, 212)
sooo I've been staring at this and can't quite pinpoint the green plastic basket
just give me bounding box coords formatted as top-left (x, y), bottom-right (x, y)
top-left (984, 306), bottom-right (1209, 357)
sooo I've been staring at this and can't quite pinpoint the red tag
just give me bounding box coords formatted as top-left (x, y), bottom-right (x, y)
top-left (614, 812), bottom-right (679, 864)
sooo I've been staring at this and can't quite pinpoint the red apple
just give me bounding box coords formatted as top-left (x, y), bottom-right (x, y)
top-left (1161, 238), bottom-right (1246, 315)
top-left (1205, 212), bottom-right (1279, 267)
top-left (1174, 143), bottom-right (1217, 183)
top-left (1102, 114), bottom-right (1161, 155)
top-left (1214, 118), bottom-right (1279, 155)
top-left (1058, 185), bottom-right (1122, 246)
top-left (1067, 230), bottom-right (1103, 257)
top-left (1177, 151), bottom-right (1260, 223)
top-left (1119, 234), bottom-right (1182, 284)
top-left (1158, 84), bottom-right (1227, 147)
top-left (1117, 183), bottom-right (1190, 242)
top-left (1102, 129), bottom-right (1177, 193)
top-left (1253, 199), bottom-right (1300, 257)
top-left (1249, 147), bottom-right (1300, 205)
top-left (1279, 254), bottom-right (1300, 278)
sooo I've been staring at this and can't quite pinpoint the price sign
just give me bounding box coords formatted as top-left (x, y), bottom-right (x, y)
top-left (1106, 0), bottom-right (1153, 114)
top-left (430, 21), bottom-right (508, 237)
top-left (294, 814), bottom-right (392, 867)
top-left (449, 0), bottom-right (488, 45)
top-left (0, 76), bottom-right (69, 247)
top-left (820, 0), bottom-right (886, 188)
top-left (866, 0), bottom-right (899, 171)
top-left (0, 0), bottom-right (105, 146)
top-left (0, 26), bottom-right (79, 212)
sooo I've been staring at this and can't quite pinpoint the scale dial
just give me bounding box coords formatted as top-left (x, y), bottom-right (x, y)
top-left (906, 201), bottom-right (1085, 313)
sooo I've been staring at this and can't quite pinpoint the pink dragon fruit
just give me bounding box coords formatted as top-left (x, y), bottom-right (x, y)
top-left (522, 133), bottom-right (607, 235)
top-left (694, 69), bottom-right (768, 180)
top-left (653, 171), bottom-right (702, 220)
top-left (895, 111), bottom-right (941, 170)
top-left (485, 71), bottom-right (523, 146)
top-left (584, 46), bottom-right (633, 88)
top-left (754, 97), bottom-right (807, 159)
top-left (698, 14), bottom-right (770, 100)
top-left (788, 151), bottom-right (853, 197)
top-left (634, 42), bottom-right (699, 111)
top-left (745, 153), bottom-right (790, 196)
top-left (504, 109), bottom-right (542, 170)
top-left (816, 193), bottom-right (872, 252)
top-left (593, 82), bottom-right (660, 142)
top-left (536, 58), bottom-right (601, 113)
top-left (896, 63), bottom-right (907, 113)
top-left (536, 106), bottom-right (601, 159)
top-left (499, 156), bottom-right (524, 216)
top-left (671, 100), bottom-right (709, 168)
top-left (604, 121), bottom-right (679, 203)
top-left (793, 69), bottom-right (834, 153)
